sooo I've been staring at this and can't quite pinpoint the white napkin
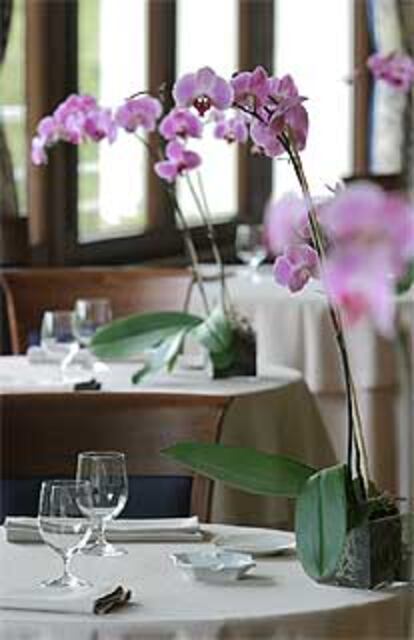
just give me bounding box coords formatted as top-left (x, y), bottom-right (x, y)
top-left (5, 516), bottom-right (203, 543)
top-left (0, 584), bottom-right (132, 615)
top-left (27, 346), bottom-right (93, 366)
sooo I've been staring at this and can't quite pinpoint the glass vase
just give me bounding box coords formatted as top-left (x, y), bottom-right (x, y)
top-left (326, 511), bottom-right (412, 590)
top-left (213, 324), bottom-right (256, 379)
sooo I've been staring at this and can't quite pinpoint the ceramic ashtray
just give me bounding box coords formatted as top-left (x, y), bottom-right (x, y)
top-left (170, 550), bottom-right (255, 583)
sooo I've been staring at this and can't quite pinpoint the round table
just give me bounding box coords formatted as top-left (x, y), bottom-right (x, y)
top-left (0, 525), bottom-right (410, 639)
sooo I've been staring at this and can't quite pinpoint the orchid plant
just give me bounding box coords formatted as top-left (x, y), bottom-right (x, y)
top-left (32, 61), bottom-right (414, 583)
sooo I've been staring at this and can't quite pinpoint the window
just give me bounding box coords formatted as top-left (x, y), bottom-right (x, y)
top-left (273, 0), bottom-right (354, 197)
top-left (0, 0), bottom-right (26, 215)
top-left (78, 0), bottom-right (148, 242)
top-left (176, 0), bottom-right (238, 226)
top-left (8, 0), bottom-right (370, 266)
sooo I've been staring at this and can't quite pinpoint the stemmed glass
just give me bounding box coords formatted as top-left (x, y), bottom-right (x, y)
top-left (73, 298), bottom-right (112, 348)
top-left (38, 480), bottom-right (94, 588)
top-left (40, 310), bottom-right (79, 374)
top-left (76, 451), bottom-right (128, 557)
top-left (235, 224), bottom-right (267, 275)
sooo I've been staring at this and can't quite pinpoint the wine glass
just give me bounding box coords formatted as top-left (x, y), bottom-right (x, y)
top-left (73, 298), bottom-right (112, 348)
top-left (38, 480), bottom-right (93, 588)
top-left (40, 310), bottom-right (79, 373)
top-left (76, 451), bottom-right (128, 557)
top-left (235, 224), bottom-right (267, 275)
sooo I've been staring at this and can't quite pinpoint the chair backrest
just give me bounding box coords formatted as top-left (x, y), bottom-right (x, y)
top-left (0, 391), bottom-right (229, 522)
top-left (0, 266), bottom-right (192, 353)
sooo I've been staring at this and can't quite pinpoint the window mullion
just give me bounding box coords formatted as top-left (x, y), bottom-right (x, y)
top-left (353, 0), bottom-right (371, 176)
top-left (26, 0), bottom-right (77, 266)
top-left (238, 0), bottom-right (274, 222)
top-left (147, 0), bottom-right (176, 231)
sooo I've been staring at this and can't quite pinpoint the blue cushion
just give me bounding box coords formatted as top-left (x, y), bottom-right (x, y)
top-left (0, 476), bottom-right (193, 524)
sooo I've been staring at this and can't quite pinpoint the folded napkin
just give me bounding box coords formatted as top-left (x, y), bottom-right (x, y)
top-left (0, 584), bottom-right (132, 615)
top-left (5, 516), bottom-right (203, 544)
top-left (27, 345), bottom-right (90, 365)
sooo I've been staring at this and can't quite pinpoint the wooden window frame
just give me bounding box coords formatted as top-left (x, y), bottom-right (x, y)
top-left (24, 0), bottom-right (371, 267)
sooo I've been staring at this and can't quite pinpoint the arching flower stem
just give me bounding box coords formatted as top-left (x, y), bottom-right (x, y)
top-left (134, 132), bottom-right (210, 316)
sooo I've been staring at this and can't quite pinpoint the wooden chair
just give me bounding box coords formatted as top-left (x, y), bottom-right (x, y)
top-left (0, 266), bottom-right (192, 354)
top-left (0, 391), bottom-right (229, 523)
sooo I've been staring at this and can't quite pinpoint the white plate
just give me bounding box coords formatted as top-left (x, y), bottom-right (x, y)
top-left (170, 550), bottom-right (255, 583)
top-left (213, 531), bottom-right (296, 557)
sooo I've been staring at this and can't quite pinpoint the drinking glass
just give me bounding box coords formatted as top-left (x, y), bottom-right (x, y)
top-left (40, 310), bottom-right (78, 354)
top-left (235, 224), bottom-right (267, 274)
top-left (76, 451), bottom-right (128, 557)
top-left (73, 298), bottom-right (112, 348)
top-left (38, 480), bottom-right (93, 588)
top-left (40, 310), bottom-right (79, 373)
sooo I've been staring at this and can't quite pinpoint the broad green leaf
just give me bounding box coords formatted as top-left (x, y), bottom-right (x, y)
top-left (191, 306), bottom-right (233, 354)
top-left (164, 442), bottom-right (316, 497)
top-left (91, 311), bottom-right (203, 359)
top-left (191, 307), bottom-right (236, 372)
top-left (295, 464), bottom-right (347, 581)
top-left (131, 328), bottom-right (191, 383)
top-left (397, 261), bottom-right (414, 294)
top-left (165, 328), bottom-right (190, 372)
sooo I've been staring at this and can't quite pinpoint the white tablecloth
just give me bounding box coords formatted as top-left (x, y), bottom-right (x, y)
top-left (0, 525), bottom-right (411, 640)
top-left (0, 357), bottom-right (333, 529)
top-left (193, 267), bottom-right (414, 499)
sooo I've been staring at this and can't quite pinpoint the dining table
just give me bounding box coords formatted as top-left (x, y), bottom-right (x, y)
top-left (0, 523), bottom-right (411, 640)
top-left (0, 355), bottom-right (334, 530)
top-left (193, 265), bottom-right (414, 501)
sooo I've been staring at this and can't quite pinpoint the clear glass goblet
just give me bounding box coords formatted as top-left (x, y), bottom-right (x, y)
top-left (76, 451), bottom-right (128, 557)
top-left (73, 298), bottom-right (112, 348)
top-left (38, 480), bottom-right (93, 588)
top-left (40, 310), bottom-right (79, 374)
top-left (235, 224), bottom-right (267, 275)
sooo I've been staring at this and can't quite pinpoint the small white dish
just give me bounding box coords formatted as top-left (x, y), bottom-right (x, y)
top-left (213, 531), bottom-right (296, 557)
top-left (170, 550), bottom-right (255, 583)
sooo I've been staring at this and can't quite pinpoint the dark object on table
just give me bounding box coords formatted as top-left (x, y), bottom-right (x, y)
top-left (74, 378), bottom-right (101, 391)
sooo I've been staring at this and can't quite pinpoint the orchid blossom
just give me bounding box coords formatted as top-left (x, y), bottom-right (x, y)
top-left (31, 94), bottom-right (117, 165)
top-left (173, 66), bottom-right (233, 116)
top-left (154, 140), bottom-right (201, 183)
top-left (367, 51), bottom-right (414, 93)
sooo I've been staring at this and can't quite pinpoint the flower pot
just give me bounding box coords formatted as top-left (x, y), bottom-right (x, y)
top-left (325, 512), bottom-right (409, 590)
top-left (213, 325), bottom-right (257, 379)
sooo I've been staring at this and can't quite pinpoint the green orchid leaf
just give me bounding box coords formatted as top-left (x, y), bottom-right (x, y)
top-left (397, 261), bottom-right (414, 294)
top-left (165, 328), bottom-right (190, 372)
top-left (90, 311), bottom-right (203, 359)
top-left (163, 442), bottom-right (316, 497)
top-left (191, 307), bottom-right (236, 372)
top-left (295, 464), bottom-right (348, 581)
top-left (191, 306), bottom-right (233, 354)
top-left (131, 332), bottom-right (186, 383)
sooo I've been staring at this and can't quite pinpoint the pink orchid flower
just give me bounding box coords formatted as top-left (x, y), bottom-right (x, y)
top-left (159, 107), bottom-right (203, 140)
top-left (84, 108), bottom-right (117, 143)
top-left (250, 74), bottom-right (309, 157)
top-left (115, 96), bottom-right (162, 133)
top-left (31, 93), bottom-right (118, 165)
top-left (213, 111), bottom-right (249, 144)
top-left (320, 182), bottom-right (414, 336)
top-left (320, 182), bottom-right (414, 278)
top-left (31, 136), bottom-right (49, 165)
top-left (323, 249), bottom-right (396, 337)
top-left (367, 52), bottom-right (414, 93)
top-left (231, 65), bottom-right (270, 109)
top-left (274, 244), bottom-right (319, 292)
top-left (173, 67), bottom-right (234, 116)
top-left (264, 193), bottom-right (310, 254)
top-left (154, 140), bottom-right (201, 183)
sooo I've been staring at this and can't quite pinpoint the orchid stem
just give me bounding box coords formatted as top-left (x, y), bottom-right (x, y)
top-left (186, 173), bottom-right (230, 314)
top-left (281, 134), bottom-right (370, 497)
top-left (134, 133), bottom-right (210, 316)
